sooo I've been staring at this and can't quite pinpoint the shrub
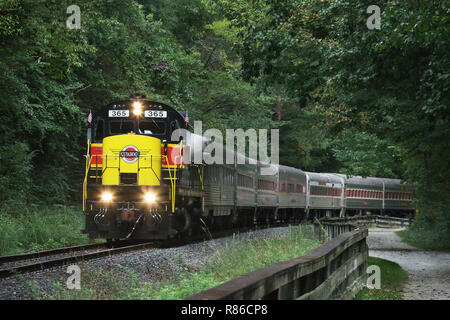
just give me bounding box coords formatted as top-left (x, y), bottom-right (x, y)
top-left (0, 205), bottom-right (90, 256)
top-left (399, 202), bottom-right (450, 250)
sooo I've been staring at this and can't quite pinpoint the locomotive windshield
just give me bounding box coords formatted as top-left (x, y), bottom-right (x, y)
top-left (110, 120), bottom-right (134, 134)
top-left (139, 120), bottom-right (166, 135)
top-left (90, 97), bottom-right (187, 143)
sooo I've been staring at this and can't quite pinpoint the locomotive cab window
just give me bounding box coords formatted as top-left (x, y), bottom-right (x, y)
top-left (139, 120), bottom-right (166, 135)
top-left (110, 120), bottom-right (135, 134)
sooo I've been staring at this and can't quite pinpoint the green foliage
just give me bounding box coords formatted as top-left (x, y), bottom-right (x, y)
top-left (397, 202), bottom-right (450, 250)
top-left (276, 101), bottom-right (334, 171)
top-left (0, 0), bottom-right (22, 37)
top-left (332, 129), bottom-right (403, 178)
top-left (0, 142), bottom-right (33, 206)
top-left (228, 0), bottom-right (449, 240)
top-left (36, 225), bottom-right (320, 299)
top-left (0, 206), bottom-right (90, 256)
top-left (141, 0), bottom-right (213, 46)
top-left (0, 0), bottom-right (290, 206)
top-left (1, 0), bottom-right (448, 247)
top-left (0, 0), bottom-right (205, 204)
top-left (187, 71), bottom-right (276, 131)
top-left (355, 256), bottom-right (408, 300)
top-left (204, 224), bottom-right (319, 282)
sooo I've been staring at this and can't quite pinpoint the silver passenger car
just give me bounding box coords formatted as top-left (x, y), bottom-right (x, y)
top-left (382, 178), bottom-right (415, 213)
top-left (235, 152), bottom-right (257, 209)
top-left (344, 176), bottom-right (384, 214)
top-left (278, 165), bottom-right (307, 209)
top-left (256, 162), bottom-right (278, 209)
top-left (305, 172), bottom-right (344, 216)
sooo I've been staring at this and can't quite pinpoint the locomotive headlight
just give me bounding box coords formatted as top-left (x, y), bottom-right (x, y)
top-left (144, 192), bottom-right (156, 203)
top-left (132, 101), bottom-right (142, 115)
top-left (101, 192), bottom-right (113, 202)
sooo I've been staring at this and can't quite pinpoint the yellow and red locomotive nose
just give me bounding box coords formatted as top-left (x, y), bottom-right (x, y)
top-left (101, 133), bottom-right (162, 186)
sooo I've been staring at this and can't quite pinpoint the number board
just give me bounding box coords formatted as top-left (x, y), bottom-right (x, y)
top-left (108, 110), bottom-right (130, 117)
top-left (145, 110), bottom-right (167, 118)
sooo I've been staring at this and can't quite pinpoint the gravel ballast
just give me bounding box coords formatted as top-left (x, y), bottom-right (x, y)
top-left (0, 226), bottom-right (297, 300)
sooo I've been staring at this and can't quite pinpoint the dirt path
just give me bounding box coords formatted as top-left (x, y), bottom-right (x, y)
top-left (367, 228), bottom-right (450, 300)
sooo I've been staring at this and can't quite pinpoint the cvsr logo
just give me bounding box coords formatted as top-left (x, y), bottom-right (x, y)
top-left (120, 145), bottom-right (140, 164)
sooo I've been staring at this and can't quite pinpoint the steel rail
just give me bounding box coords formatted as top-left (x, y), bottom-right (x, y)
top-left (0, 241), bottom-right (155, 279)
top-left (0, 217), bottom-right (316, 279)
top-left (0, 242), bottom-right (106, 264)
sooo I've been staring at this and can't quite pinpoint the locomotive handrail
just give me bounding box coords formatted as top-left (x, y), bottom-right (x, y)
top-left (196, 165), bottom-right (205, 212)
top-left (83, 155), bottom-right (94, 212)
top-left (163, 154), bottom-right (176, 213)
top-left (162, 140), bottom-right (184, 213)
top-left (85, 150), bottom-right (183, 214)
top-left (88, 154), bottom-right (171, 174)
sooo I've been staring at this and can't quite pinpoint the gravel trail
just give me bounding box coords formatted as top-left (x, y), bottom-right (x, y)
top-left (367, 228), bottom-right (450, 300)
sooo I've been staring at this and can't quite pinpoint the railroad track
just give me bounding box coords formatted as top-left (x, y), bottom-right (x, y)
top-left (0, 241), bottom-right (157, 279)
top-left (0, 220), bottom-right (303, 279)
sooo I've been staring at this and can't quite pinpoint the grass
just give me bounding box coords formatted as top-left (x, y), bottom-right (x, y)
top-left (355, 257), bottom-right (408, 300)
top-left (0, 205), bottom-right (92, 256)
top-left (30, 224), bottom-right (321, 300)
top-left (396, 229), bottom-right (450, 252)
top-left (395, 207), bottom-right (450, 251)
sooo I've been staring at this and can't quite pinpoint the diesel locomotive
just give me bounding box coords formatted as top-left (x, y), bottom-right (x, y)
top-left (82, 94), bottom-right (415, 240)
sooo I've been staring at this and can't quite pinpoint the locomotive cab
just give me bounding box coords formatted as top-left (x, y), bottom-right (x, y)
top-left (83, 94), bottom-right (189, 240)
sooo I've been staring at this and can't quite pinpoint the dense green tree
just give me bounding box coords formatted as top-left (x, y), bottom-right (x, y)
top-left (140, 0), bottom-right (213, 46)
top-left (0, 0), bottom-right (279, 205)
top-left (1, 0), bottom-right (448, 248)
top-left (332, 129), bottom-right (403, 178)
top-left (0, 0), bottom-right (205, 204)
top-left (224, 0), bottom-right (449, 244)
